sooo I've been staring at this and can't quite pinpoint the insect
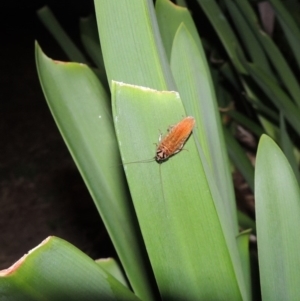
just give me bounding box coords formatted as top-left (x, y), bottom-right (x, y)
top-left (155, 116), bottom-right (195, 163)
top-left (123, 116), bottom-right (195, 207)
top-left (123, 116), bottom-right (195, 165)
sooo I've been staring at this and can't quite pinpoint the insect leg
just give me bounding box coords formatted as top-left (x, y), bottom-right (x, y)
top-left (167, 125), bottom-right (175, 132)
top-left (158, 130), bottom-right (163, 142)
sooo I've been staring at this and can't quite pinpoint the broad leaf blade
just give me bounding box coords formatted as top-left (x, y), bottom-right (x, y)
top-left (35, 44), bottom-right (156, 301)
top-left (170, 24), bottom-right (238, 233)
top-left (0, 237), bottom-right (139, 301)
top-left (96, 258), bottom-right (129, 288)
top-left (94, 0), bottom-right (175, 91)
top-left (255, 135), bottom-right (300, 300)
top-left (156, 0), bottom-right (202, 61)
top-left (112, 81), bottom-right (243, 301)
top-left (237, 230), bottom-right (252, 301)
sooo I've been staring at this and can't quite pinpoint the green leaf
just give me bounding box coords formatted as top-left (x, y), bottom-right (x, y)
top-left (269, 0), bottom-right (300, 69)
top-left (237, 211), bottom-right (256, 234)
top-left (169, 26), bottom-right (248, 298)
top-left (279, 113), bottom-right (300, 183)
top-left (79, 15), bottom-right (105, 70)
top-left (223, 127), bottom-right (254, 192)
top-left (79, 31), bottom-right (109, 90)
top-left (244, 92), bottom-right (279, 123)
top-left (79, 14), bottom-right (100, 46)
top-left (156, 0), bottom-right (202, 61)
top-left (227, 111), bottom-right (265, 138)
top-left (240, 83), bottom-right (279, 140)
top-left (35, 43), bottom-right (156, 301)
top-left (79, 15), bottom-right (109, 91)
top-left (37, 6), bottom-right (88, 64)
top-left (96, 258), bottom-right (129, 288)
top-left (220, 63), bottom-right (241, 91)
top-left (94, 0), bottom-right (175, 90)
top-left (170, 24), bottom-right (238, 234)
top-left (223, 0), bottom-right (273, 77)
top-left (112, 81), bottom-right (244, 301)
top-left (195, 0), bottom-right (245, 72)
top-left (255, 135), bottom-right (300, 300)
top-left (240, 59), bottom-right (300, 136)
top-left (0, 237), bottom-right (140, 301)
top-left (233, 0), bottom-right (300, 108)
top-left (237, 230), bottom-right (252, 301)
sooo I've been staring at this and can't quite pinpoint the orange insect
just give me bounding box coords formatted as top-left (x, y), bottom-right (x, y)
top-left (123, 116), bottom-right (195, 205)
top-left (123, 116), bottom-right (195, 165)
top-left (155, 116), bottom-right (195, 163)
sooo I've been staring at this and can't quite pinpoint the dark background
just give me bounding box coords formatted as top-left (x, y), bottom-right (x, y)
top-left (0, 1), bottom-right (116, 269)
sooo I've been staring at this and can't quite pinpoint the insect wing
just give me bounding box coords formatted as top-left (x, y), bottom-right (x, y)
top-left (155, 116), bottom-right (195, 162)
top-left (169, 116), bottom-right (195, 147)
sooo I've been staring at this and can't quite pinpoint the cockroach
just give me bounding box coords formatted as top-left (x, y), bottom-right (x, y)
top-left (155, 116), bottom-right (195, 163)
top-left (122, 116), bottom-right (195, 165)
top-left (123, 116), bottom-right (195, 206)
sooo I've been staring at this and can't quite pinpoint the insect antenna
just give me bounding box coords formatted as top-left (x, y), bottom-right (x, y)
top-left (122, 157), bottom-right (155, 165)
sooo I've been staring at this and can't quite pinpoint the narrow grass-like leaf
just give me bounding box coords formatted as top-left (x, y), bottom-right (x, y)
top-left (244, 93), bottom-right (279, 124)
top-left (80, 35), bottom-right (103, 68)
top-left (35, 44), bottom-right (156, 301)
top-left (233, 0), bottom-right (300, 108)
top-left (223, 127), bottom-right (254, 192)
top-left (241, 61), bottom-right (300, 136)
top-left (79, 15), bottom-right (100, 46)
top-left (240, 80), bottom-right (278, 142)
top-left (269, 0), bottom-right (300, 69)
top-left (228, 111), bottom-right (264, 138)
top-left (195, 0), bottom-right (245, 72)
top-left (79, 15), bottom-right (105, 70)
top-left (279, 113), bottom-right (300, 183)
top-left (79, 15), bottom-right (109, 91)
top-left (220, 63), bottom-right (241, 91)
top-left (171, 24), bottom-right (238, 234)
top-left (223, 0), bottom-right (273, 77)
top-left (37, 6), bottom-right (88, 64)
top-left (94, 0), bottom-right (175, 91)
top-left (79, 32), bottom-right (109, 90)
top-left (112, 82), bottom-right (243, 301)
top-left (255, 135), bottom-right (300, 300)
top-left (254, 30), bottom-right (300, 107)
top-left (0, 237), bottom-right (140, 301)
